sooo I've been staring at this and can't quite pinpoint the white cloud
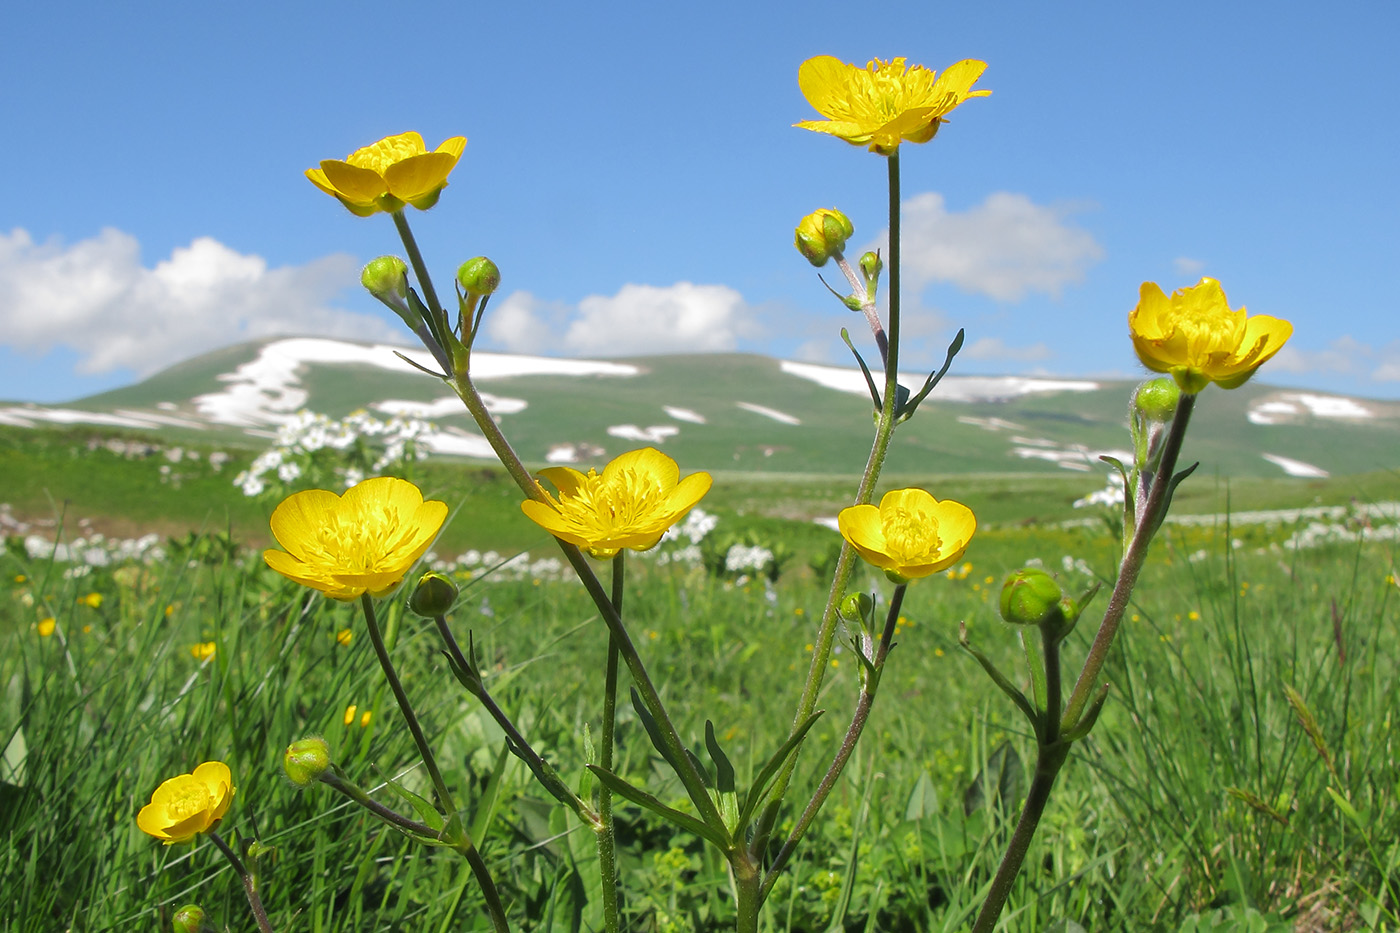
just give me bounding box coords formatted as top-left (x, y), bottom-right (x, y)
top-left (963, 336), bottom-right (1053, 363)
top-left (485, 282), bottom-right (754, 356)
top-left (0, 228), bottom-right (397, 375)
top-left (876, 191), bottom-right (1104, 302)
top-left (1173, 256), bottom-right (1206, 277)
top-left (1268, 337), bottom-right (1400, 386)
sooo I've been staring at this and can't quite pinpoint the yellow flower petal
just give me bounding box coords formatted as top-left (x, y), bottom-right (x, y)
top-left (306, 132), bottom-right (466, 216)
top-left (796, 55), bottom-right (990, 154)
top-left (1128, 277), bottom-right (1291, 393)
top-left (521, 447), bottom-right (711, 557)
top-left (136, 761), bottom-right (235, 845)
top-left (838, 488), bottom-right (976, 582)
top-left (264, 477), bottom-right (448, 601)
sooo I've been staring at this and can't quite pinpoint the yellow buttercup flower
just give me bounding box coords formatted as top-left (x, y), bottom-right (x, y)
top-left (37, 617), bottom-right (56, 638)
top-left (838, 488), bottom-right (976, 583)
top-left (795, 56), bottom-right (990, 155)
top-left (263, 477), bottom-right (448, 601)
top-left (1129, 278), bottom-right (1293, 394)
top-left (521, 448), bottom-right (712, 559)
top-left (136, 761), bottom-right (235, 845)
top-left (306, 131), bottom-right (467, 216)
top-left (189, 642), bottom-right (216, 661)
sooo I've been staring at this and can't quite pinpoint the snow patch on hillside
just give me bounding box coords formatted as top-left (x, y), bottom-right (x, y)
top-left (608, 424), bottom-right (680, 443)
top-left (193, 338), bottom-right (636, 426)
top-left (665, 406), bottom-right (706, 424)
top-left (782, 361), bottom-right (1099, 401)
top-left (737, 402), bottom-right (801, 425)
top-left (1248, 392), bottom-right (1374, 424)
top-left (376, 394), bottom-right (527, 417)
top-left (1262, 453), bottom-right (1329, 477)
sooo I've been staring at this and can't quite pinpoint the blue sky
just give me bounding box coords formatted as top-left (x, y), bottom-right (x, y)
top-left (3, 0), bottom-right (1397, 402)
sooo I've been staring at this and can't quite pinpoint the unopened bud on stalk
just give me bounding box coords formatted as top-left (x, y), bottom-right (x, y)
top-left (361, 257), bottom-right (414, 324)
top-left (1133, 377), bottom-right (1180, 423)
top-left (456, 257), bottom-right (501, 297)
top-left (171, 905), bottom-right (207, 933)
top-left (408, 571), bottom-right (459, 617)
top-left (283, 736), bottom-right (331, 788)
top-left (999, 568), bottom-right (1066, 628)
top-left (794, 208), bottom-right (854, 267)
top-left (839, 591), bottom-right (874, 624)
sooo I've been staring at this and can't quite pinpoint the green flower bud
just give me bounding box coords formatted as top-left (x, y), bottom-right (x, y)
top-left (839, 591), bottom-right (874, 624)
top-left (998, 568), bottom-right (1066, 627)
top-left (408, 571), bottom-right (459, 617)
top-left (283, 736), bottom-right (331, 788)
top-left (172, 905), bottom-right (207, 933)
top-left (856, 249), bottom-right (879, 292)
top-left (361, 257), bottom-right (413, 322)
top-left (1133, 377), bottom-right (1180, 423)
top-left (456, 257), bottom-right (501, 297)
top-left (794, 208), bottom-right (854, 267)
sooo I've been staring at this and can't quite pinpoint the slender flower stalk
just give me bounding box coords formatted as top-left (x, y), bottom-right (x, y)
top-left (767, 150), bottom-right (905, 818)
top-left (760, 585), bottom-right (908, 900)
top-left (596, 556), bottom-right (625, 933)
top-left (387, 231), bottom-right (730, 842)
top-left (970, 394), bottom-right (1196, 933)
top-left (358, 594), bottom-right (511, 933)
top-left (207, 830), bottom-right (275, 933)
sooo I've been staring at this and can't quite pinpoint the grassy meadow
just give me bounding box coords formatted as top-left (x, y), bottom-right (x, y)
top-left (2, 423), bottom-right (1399, 931)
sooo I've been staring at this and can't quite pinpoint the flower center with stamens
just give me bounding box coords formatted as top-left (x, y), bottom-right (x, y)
top-left (883, 505), bottom-right (941, 561)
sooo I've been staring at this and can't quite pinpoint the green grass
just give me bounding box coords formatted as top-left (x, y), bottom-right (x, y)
top-left (3, 444), bottom-right (1399, 930)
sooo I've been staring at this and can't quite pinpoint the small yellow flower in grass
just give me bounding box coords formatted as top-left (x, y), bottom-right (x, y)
top-left (359, 710), bottom-right (373, 728)
top-left (264, 477), bottom-right (448, 601)
top-left (344, 704), bottom-right (357, 726)
top-left (37, 618), bottom-right (55, 637)
top-left (80, 592), bottom-right (103, 608)
top-left (1129, 278), bottom-right (1292, 394)
top-left (838, 488), bottom-right (976, 584)
top-left (136, 761), bottom-right (235, 845)
top-left (521, 448), bottom-right (712, 559)
top-left (335, 628), bottom-right (354, 647)
top-left (306, 131), bottom-right (467, 216)
top-left (190, 642), bottom-right (216, 661)
top-left (795, 55), bottom-right (990, 155)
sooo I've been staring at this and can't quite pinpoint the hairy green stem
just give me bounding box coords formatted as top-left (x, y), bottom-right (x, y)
top-left (320, 769), bottom-right (440, 837)
top-left (207, 829), bottom-right (274, 933)
top-left (392, 211), bottom-right (447, 325)
top-left (766, 149), bottom-right (905, 828)
top-left (972, 392), bottom-right (1197, 931)
top-left (1062, 392), bottom-right (1196, 729)
top-left (444, 368), bottom-right (727, 837)
top-left (431, 614), bottom-right (600, 827)
top-left (760, 585), bottom-right (907, 901)
top-left (359, 594), bottom-right (511, 933)
top-left (596, 556), bottom-right (624, 933)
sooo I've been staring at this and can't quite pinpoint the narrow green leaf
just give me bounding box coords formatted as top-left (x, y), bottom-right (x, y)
top-left (840, 328), bottom-right (883, 411)
top-left (736, 710), bottom-right (825, 834)
top-left (587, 766), bottom-right (729, 849)
top-left (378, 771), bottom-right (444, 832)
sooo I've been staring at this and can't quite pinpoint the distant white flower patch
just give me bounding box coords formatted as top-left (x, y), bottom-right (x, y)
top-left (1261, 453), bottom-right (1329, 478)
top-left (607, 424), bottom-right (680, 443)
top-left (1074, 471), bottom-right (1125, 509)
top-left (737, 403), bottom-right (800, 425)
top-left (664, 406), bottom-right (707, 424)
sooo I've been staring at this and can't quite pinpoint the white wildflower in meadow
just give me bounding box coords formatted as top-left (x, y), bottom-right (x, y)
top-left (725, 543), bottom-right (775, 574)
top-left (1074, 472), bottom-right (1125, 509)
top-left (233, 410), bottom-right (434, 497)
